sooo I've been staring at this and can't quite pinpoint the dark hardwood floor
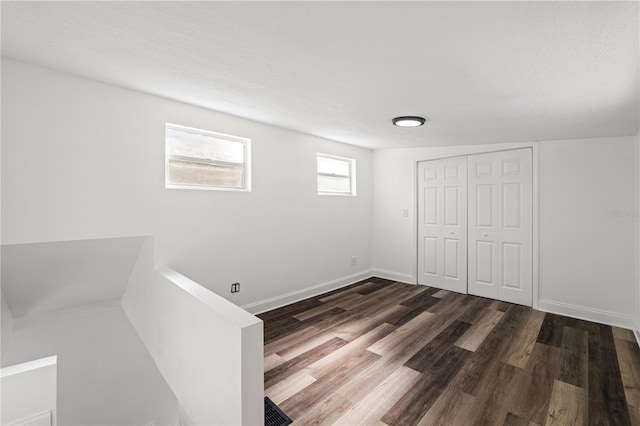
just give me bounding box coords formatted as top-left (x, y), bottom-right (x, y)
top-left (258, 277), bottom-right (640, 426)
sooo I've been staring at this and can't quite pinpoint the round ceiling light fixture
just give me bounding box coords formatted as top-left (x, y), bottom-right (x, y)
top-left (392, 116), bottom-right (426, 128)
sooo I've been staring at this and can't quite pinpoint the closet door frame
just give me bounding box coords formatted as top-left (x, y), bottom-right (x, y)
top-left (412, 143), bottom-right (539, 309)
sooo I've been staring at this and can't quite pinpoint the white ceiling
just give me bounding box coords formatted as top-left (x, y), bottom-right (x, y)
top-left (1, 237), bottom-right (144, 318)
top-left (1, 1), bottom-right (638, 149)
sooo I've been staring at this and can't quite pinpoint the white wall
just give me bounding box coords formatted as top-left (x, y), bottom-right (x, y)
top-left (538, 136), bottom-right (638, 327)
top-left (1, 59), bottom-right (374, 310)
top-left (373, 136), bottom-right (639, 328)
top-left (1, 356), bottom-right (57, 426)
top-left (1, 293), bottom-right (12, 360)
top-left (123, 238), bottom-right (263, 426)
top-left (2, 300), bottom-right (179, 426)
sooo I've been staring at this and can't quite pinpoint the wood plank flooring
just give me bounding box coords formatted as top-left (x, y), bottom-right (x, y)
top-left (259, 277), bottom-right (640, 426)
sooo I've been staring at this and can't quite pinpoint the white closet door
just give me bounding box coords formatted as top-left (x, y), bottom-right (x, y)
top-left (417, 157), bottom-right (468, 293)
top-left (468, 148), bottom-right (532, 306)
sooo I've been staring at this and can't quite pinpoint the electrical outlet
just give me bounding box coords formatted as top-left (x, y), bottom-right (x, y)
top-left (402, 208), bottom-right (409, 217)
top-left (231, 282), bottom-right (240, 293)
top-left (351, 257), bottom-right (357, 267)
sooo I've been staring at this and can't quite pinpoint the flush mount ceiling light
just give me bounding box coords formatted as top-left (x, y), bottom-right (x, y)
top-left (392, 116), bottom-right (426, 128)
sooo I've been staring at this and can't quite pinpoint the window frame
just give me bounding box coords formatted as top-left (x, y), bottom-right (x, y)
top-left (317, 153), bottom-right (356, 196)
top-left (165, 123), bottom-right (251, 192)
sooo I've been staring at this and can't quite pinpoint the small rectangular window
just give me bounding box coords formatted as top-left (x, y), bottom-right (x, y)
top-left (317, 153), bottom-right (356, 196)
top-left (166, 123), bottom-right (251, 191)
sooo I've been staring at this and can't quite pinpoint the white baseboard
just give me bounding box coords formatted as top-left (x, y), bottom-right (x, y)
top-left (371, 269), bottom-right (415, 284)
top-left (538, 299), bottom-right (636, 329)
top-left (242, 269), bottom-right (375, 315)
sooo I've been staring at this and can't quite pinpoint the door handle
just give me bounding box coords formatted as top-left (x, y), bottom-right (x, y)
top-left (483, 233), bottom-right (489, 237)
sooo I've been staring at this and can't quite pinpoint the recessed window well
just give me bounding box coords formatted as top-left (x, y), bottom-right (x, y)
top-left (392, 116), bottom-right (426, 127)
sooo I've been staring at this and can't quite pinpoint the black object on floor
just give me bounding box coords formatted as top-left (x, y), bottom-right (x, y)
top-left (265, 396), bottom-right (293, 426)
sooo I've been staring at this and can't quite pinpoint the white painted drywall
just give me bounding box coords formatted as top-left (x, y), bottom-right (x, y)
top-left (1, 237), bottom-right (144, 318)
top-left (0, 356), bottom-right (57, 426)
top-left (2, 300), bottom-right (179, 426)
top-left (1, 59), bottom-right (373, 309)
top-left (1, 293), bottom-right (13, 360)
top-left (538, 136), bottom-right (638, 326)
top-left (372, 136), bottom-right (639, 327)
top-left (122, 238), bottom-right (263, 426)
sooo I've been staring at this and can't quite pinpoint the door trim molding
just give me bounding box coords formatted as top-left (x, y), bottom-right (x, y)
top-left (412, 142), bottom-right (539, 308)
top-left (532, 143), bottom-right (539, 310)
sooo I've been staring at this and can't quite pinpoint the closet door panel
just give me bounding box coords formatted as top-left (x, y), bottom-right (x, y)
top-left (468, 156), bottom-right (500, 299)
top-left (417, 157), bottom-right (468, 293)
top-left (468, 149), bottom-right (532, 306)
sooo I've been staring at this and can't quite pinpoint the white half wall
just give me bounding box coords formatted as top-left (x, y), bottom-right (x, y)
top-left (1, 356), bottom-right (57, 426)
top-left (1, 59), bottom-right (373, 308)
top-left (122, 237), bottom-right (264, 426)
top-left (372, 136), bottom-right (639, 327)
top-left (2, 300), bottom-right (179, 426)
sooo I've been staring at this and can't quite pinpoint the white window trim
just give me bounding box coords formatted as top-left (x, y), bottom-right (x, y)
top-left (317, 153), bottom-right (356, 196)
top-left (165, 123), bottom-right (251, 192)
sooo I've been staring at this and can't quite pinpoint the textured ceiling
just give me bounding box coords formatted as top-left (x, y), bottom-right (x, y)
top-left (1, 1), bottom-right (638, 149)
